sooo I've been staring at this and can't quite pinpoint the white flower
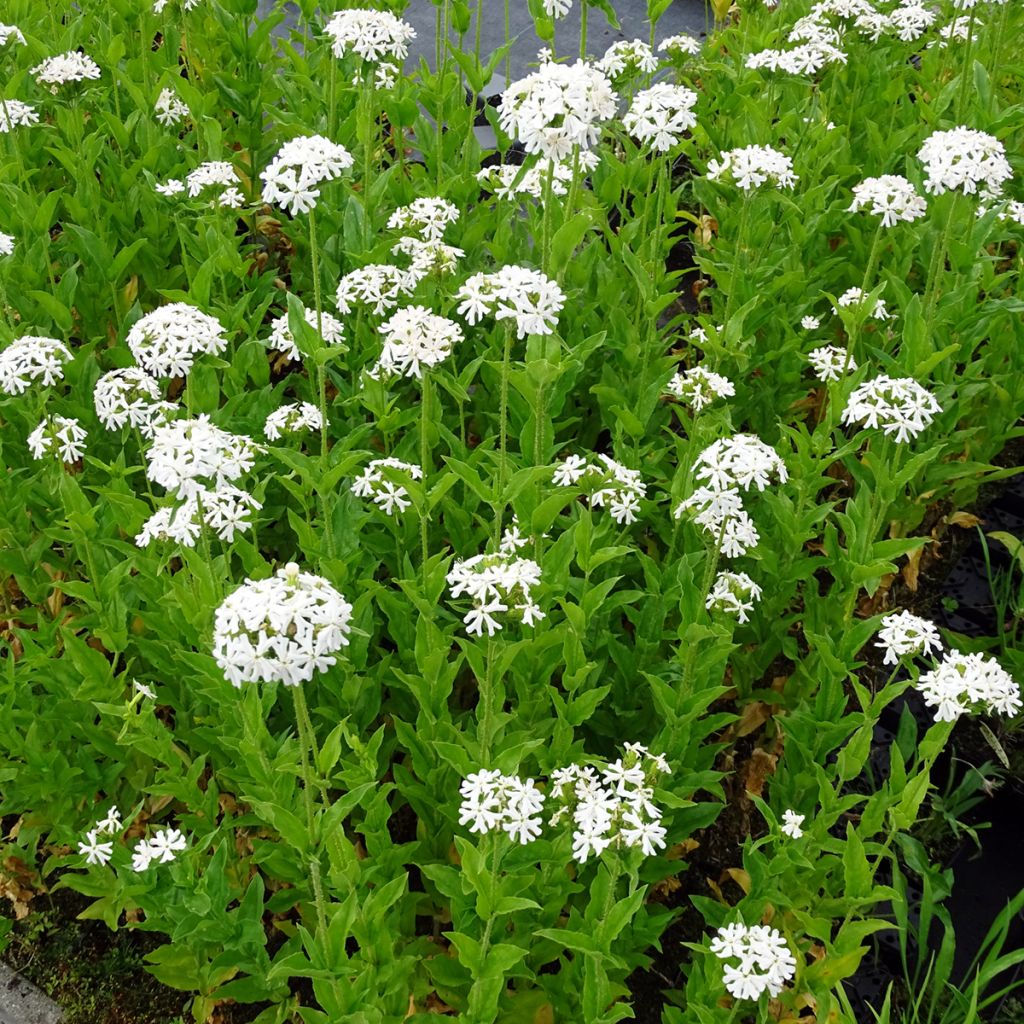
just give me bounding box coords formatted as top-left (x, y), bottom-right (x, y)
top-left (710, 923), bottom-right (797, 1001)
top-left (79, 830), bottom-right (114, 866)
top-left (0, 232), bottom-right (14, 256)
top-left (0, 335), bottom-right (72, 394)
top-left (94, 807), bottom-right (123, 834)
top-left (391, 237), bottom-right (465, 277)
top-left (458, 770), bottom-right (546, 843)
top-left (387, 197), bottom-right (460, 243)
top-left (371, 305), bottom-right (464, 380)
top-left (261, 135), bottom-right (354, 216)
top-left (659, 33), bottom-right (701, 56)
top-left (499, 59), bottom-right (618, 160)
top-left (335, 264), bottom-right (417, 316)
top-left (32, 51), bottom-right (101, 88)
top-left (834, 286), bottom-right (890, 321)
top-left (674, 486), bottom-right (760, 558)
top-left (266, 302), bottom-right (345, 361)
top-left (155, 178), bottom-right (186, 197)
top-left (154, 87), bottom-right (189, 126)
top-left (596, 39), bottom-right (658, 78)
top-left (477, 154), bottom-right (595, 201)
top-left (213, 563), bottom-right (354, 687)
top-left (136, 486), bottom-right (261, 547)
top-left (184, 161), bottom-right (242, 203)
top-left (801, 316), bottom-right (820, 329)
top-left (351, 458), bottom-right (422, 517)
top-left (665, 366), bottom-right (734, 411)
top-left (916, 650), bottom-right (1021, 722)
top-left (554, 453), bottom-right (646, 524)
top-left (707, 145), bottom-right (797, 190)
top-left (133, 681), bottom-right (157, 700)
top-left (324, 9), bottom-right (416, 63)
top-left (841, 374), bottom-right (941, 443)
top-left (0, 99), bottom-right (38, 132)
top-left (374, 62), bottom-right (399, 89)
top-left (0, 24), bottom-right (26, 47)
top-left (145, 415), bottom-right (260, 499)
top-left (447, 551), bottom-right (543, 637)
top-left (780, 810), bottom-right (805, 839)
top-left (808, 344), bottom-right (856, 382)
top-left (27, 415), bottom-right (87, 463)
top-left (889, 3), bottom-right (937, 41)
top-left (264, 401), bottom-right (323, 441)
top-left (706, 571), bottom-right (762, 623)
top-left (456, 266), bottom-right (565, 338)
top-left (543, 0), bottom-right (572, 17)
top-left (849, 175), bottom-right (927, 226)
top-left (876, 610), bottom-right (943, 665)
top-left (917, 126), bottom-right (1012, 197)
top-left (694, 434), bottom-right (788, 493)
top-left (126, 303), bottom-right (228, 379)
top-left (147, 827), bottom-right (188, 863)
top-left (623, 83), bottom-right (698, 152)
top-left (94, 367), bottom-right (168, 434)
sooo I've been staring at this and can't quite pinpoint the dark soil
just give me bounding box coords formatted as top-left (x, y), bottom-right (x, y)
top-left (0, 888), bottom-right (266, 1024)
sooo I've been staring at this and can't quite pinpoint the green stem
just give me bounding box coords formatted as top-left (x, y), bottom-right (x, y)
top-left (923, 194), bottom-right (959, 332)
top-left (495, 323), bottom-right (513, 544)
top-left (479, 638), bottom-right (498, 763)
top-left (420, 372), bottom-right (432, 587)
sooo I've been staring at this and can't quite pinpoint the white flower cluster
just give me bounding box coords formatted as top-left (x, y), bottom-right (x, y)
top-left (659, 33), bottom-right (701, 56)
top-left (707, 145), bottom-right (798, 190)
top-left (31, 51), bottom-right (101, 88)
top-left (136, 485), bottom-right (262, 547)
top-left (0, 232), bottom-right (13, 256)
top-left (131, 828), bottom-right (189, 872)
top-left (793, 0), bottom-right (936, 44)
top-left (596, 39), bottom-right (658, 78)
top-left (706, 571), bottom-right (763, 623)
top-left (336, 264), bottom-right (417, 316)
top-left (213, 563), bottom-right (353, 686)
top-left (543, 0), bottom-right (572, 17)
top-left (499, 59), bottom-right (618, 161)
top-left (370, 305), bottom-right (464, 380)
top-left (154, 87), bottom-right (189, 127)
top-left (931, 16), bottom-right (977, 48)
top-left (0, 99), bottom-right (39, 132)
top-left (458, 744), bottom-right (669, 861)
top-left (351, 458), bottom-right (422, 517)
top-left (780, 809), bottom-right (805, 839)
top-left (841, 374), bottom-right (941, 442)
top-left (456, 265), bottom-right (566, 339)
top-left (458, 770), bottom-right (547, 844)
top-left (154, 160), bottom-right (244, 208)
top-left (675, 487), bottom-right (759, 558)
top-left (154, 0), bottom-right (204, 11)
top-left (834, 286), bottom-right (890, 321)
top-left (261, 135), bottom-right (354, 216)
top-left (79, 807), bottom-right (188, 873)
top-left (446, 550), bottom-right (544, 636)
top-left (676, 435), bottom-right (787, 559)
top-left (266, 302), bottom-right (345, 362)
top-left (390, 236), bottom-right (464, 278)
top-left (694, 434), bottom-right (789, 493)
top-left (665, 365), bottom-right (735, 411)
top-left (549, 744), bottom-right (670, 862)
top-left (849, 174), bottom-right (927, 226)
top-left (146, 415), bottom-right (261, 498)
top-left (917, 126), bottom-right (1012, 197)
top-left (710, 923), bottom-right (797, 1001)
top-left (388, 197), bottom-right (460, 243)
top-left (745, 36), bottom-right (846, 75)
top-left (623, 83), bottom-right (699, 152)
top-left (0, 335), bottom-right (72, 394)
top-left (808, 344), bottom-right (856, 382)
top-left (27, 415), bottom-right (87, 463)
top-left (78, 806), bottom-right (122, 866)
top-left (917, 650), bottom-right (1021, 722)
top-left (553, 453), bottom-right (646, 525)
top-left (0, 24), bottom-right (26, 46)
top-left (477, 153), bottom-right (598, 201)
top-left (876, 610), bottom-right (943, 665)
top-left (94, 367), bottom-right (175, 436)
top-left (264, 401), bottom-right (323, 441)
top-left (126, 302), bottom-right (229, 379)
top-left (324, 9), bottom-right (416, 64)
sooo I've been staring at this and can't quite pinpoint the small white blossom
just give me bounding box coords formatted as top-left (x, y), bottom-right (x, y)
top-left (335, 264), bottom-right (417, 316)
top-left (261, 135), bottom-right (354, 216)
top-left (665, 366), bottom-right (734, 411)
top-left (553, 453), bottom-right (646, 525)
top-left (917, 126), bottom-right (1012, 198)
top-left (264, 402), bottom-right (323, 441)
top-left (387, 197), bottom-right (460, 243)
top-left (154, 87), bottom-right (189, 126)
top-left (659, 33), bottom-right (701, 56)
top-left (266, 303), bottom-right (345, 361)
top-left (834, 287), bottom-right (890, 321)
top-left (694, 434), bottom-right (788, 493)
top-left (841, 374), bottom-right (941, 443)
top-left (27, 415), bottom-right (87, 463)
top-left (596, 39), bottom-right (658, 78)
top-left (623, 83), bottom-right (698, 152)
top-left (371, 305), bottom-right (464, 380)
top-left (0, 335), bottom-right (73, 394)
top-left (916, 650), bottom-right (1021, 722)
top-left (456, 266), bottom-right (565, 339)
top-left (808, 344), bottom-right (856, 382)
top-left (706, 571), bottom-right (762, 623)
top-left (145, 415), bottom-right (260, 499)
top-left (126, 303), bottom-right (228, 379)
top-left (876, 610), bottom-right (943, 665)
top-left (78, 830), bottom-right (114, 866)
top-left (32, 51), bottom-right (101, 89)
top-left (0, 99), bottom-right (39, 133)
top-left (780, 810), bottom-right (805, 839)
top-left (447, 550), bottom-right (543, 637)
top-left (351, 458), bottom-right (422, 517)
top-left (849, 174), bottom-right (927, 226)
top-left (710, 923), bottom-right (797, 1001)
top-left (324, 9), bottom-right (416, 63)
top-left (707, 145), bottom-right (797, 190)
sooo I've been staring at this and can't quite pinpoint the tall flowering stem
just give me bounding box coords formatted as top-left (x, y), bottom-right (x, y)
top-left (496, 322), bottom-right (514, 543)
top-left (923, 194), bottom-right (959, 333)
top-left (420, 371), bottom-right (433, 586)
top-left (289, 686), bottom-right (335, 981)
